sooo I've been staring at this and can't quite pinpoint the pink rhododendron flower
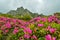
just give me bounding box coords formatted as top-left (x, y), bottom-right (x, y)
top-left (13, 27), bottom-right (19, 34)
top-left (49, 28), bottom-right (56, 33)
top-left (24, 34), bottom-right (30, 39)
top-left (45, 34), bottom-right (56, 40)
top-left (38, 24), bottom-right (44, 27)
top-left (25, 22), bottom-right (30, 25)
top-left (34, 17), bottom-right (41, 22)
top-left (46, 26), bottom-right (56, 33)
top-left (29, 17), bottom-right (41, 22)
top-left (5, 22), bottom-right (11, 28)
top-left (23, 27), bottom-right (32, 34)
top-left (0, 17), bottom-right (7, 21)
top-left (36, 20), bottom-right (40, 22)
top-left (48, 18), bottom-right (52, 22)
top-left (3, 18), bottom-right (7, 21)
top-left (12, 19), bottom-right (16, 23)
top-left (57, 20), bottom-right (60, 24)
top-left (20, 26), bottom-right (25, 28)
top-left (52, 37), bottom-right (56, 40)
top-left (41, 18), bottom-right (46, 22)
top-left (45, 34), bottom-right (51, 40)
top-left (48, 16), bottom-right (58, 22)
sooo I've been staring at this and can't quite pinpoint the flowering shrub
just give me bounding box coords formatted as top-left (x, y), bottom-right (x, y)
top-left (0, 16), bottom-right (60, 40)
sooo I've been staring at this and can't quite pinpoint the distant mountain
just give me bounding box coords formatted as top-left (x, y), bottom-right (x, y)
top-left (0, 7), bottom-right (60, 20)
top-left (7, 7), bottom-right (40, 18)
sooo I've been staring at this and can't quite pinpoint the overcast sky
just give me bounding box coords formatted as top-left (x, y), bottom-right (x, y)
top-left (0, 0), bottom-right (60, 15)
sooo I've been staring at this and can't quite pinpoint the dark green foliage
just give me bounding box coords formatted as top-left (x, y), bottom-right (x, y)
top-left (0, 13), bottom-right (14, 18)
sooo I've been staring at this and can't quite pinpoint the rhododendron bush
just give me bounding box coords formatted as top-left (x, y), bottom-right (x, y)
top-left (0, 16), bottom-right (60, 40)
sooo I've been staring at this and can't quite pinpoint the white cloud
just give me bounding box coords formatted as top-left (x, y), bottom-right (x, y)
top-left (0, 0), bottom-right (60, 15)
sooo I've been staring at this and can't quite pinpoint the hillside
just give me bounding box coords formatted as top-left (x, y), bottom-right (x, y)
top-left (7, 7), bottom-right (40, 18)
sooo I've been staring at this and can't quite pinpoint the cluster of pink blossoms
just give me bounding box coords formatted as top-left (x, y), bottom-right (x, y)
top-left (45, 34), bottom-right (56, 40)
top-left (0, 16), bottom-right (60, 40)
top-left (46, 26), bottom-right (56, 34)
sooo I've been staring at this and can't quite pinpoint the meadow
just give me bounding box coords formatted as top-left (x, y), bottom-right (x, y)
top-left (0, 15), bottom-right (60, 40)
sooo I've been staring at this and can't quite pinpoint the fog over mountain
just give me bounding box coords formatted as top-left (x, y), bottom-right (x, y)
top-left (0, 0), bottom-right (60, 15)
